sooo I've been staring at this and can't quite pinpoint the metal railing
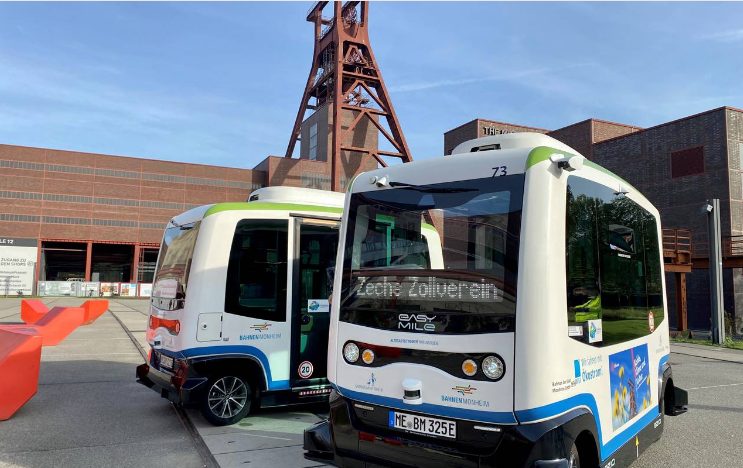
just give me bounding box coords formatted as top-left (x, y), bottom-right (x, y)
top-left (662, 228), bottom-right (692, 263)
top-left (691, 235), bottom-right (743, 259)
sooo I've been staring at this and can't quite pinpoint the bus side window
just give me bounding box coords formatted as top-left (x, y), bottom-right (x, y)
top-left (225, 219), bottom-right (288, 322)
top-left (565, 178), bottom-right (664, 347)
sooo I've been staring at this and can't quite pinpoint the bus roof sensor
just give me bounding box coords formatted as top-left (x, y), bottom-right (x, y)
top-left (549, 153), bottom-right (584, 172)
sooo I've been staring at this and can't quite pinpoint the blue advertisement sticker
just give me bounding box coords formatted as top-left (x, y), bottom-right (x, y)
top-left (609, 344), bottom-right (651, 430)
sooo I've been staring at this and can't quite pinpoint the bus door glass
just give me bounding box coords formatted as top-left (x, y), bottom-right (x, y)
top-left (291, 217), bottom-right (340, 385)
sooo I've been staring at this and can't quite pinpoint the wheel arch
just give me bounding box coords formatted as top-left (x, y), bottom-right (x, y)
top-left (524, 409), bottom-right (600, 466)
top-left (191, 354), bottom-right (268, 393)
top-left (660, 365), bottom-right (673, 415)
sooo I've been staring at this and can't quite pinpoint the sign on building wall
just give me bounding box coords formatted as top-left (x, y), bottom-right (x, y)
top-left (481, 126), bottom-right (514, 136)
top-left (0, 237), bottom-right (38, 296)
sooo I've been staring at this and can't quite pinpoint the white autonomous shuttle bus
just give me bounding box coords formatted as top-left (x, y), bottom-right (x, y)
top-left (136, 187), bottom-right (344, 425)
top-left (136, 186), bottom-right (442, 426)
top-left (304, 133), bottom-right (687, 467)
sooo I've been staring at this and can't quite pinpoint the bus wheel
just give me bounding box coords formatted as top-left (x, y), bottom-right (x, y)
top-left (201, 374), bottom-right (252, 426)
top-left (568, 442), bottom-right (580, 468)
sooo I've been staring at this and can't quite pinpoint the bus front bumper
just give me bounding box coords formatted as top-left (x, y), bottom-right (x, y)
top-left (304, 394), bottom-right (571, 468)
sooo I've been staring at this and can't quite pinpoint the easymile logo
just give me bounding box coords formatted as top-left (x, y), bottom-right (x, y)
top-left (398, 314), bottom-right (436, 332)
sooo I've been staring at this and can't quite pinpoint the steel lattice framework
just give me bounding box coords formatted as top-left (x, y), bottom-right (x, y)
top-left (285, 1), bottom-right (413, 191)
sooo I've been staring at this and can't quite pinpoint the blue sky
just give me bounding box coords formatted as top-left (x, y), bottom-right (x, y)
top-left (1, 2), bottom-right (743, 168)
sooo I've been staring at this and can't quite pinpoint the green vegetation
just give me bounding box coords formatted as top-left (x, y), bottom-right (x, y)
top-left (671, 335), bottom-right (743, 351)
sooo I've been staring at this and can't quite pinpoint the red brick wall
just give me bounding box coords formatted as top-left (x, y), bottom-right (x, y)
top-left (548, 120), bottom-right (593, 159)
top-left (0, 144), bottom-right (262, 244)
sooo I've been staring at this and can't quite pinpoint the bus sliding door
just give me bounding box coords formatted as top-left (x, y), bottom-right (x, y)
top-left (290, 217), bottom-right (340, 388)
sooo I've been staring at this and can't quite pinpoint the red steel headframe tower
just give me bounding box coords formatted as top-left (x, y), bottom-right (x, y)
top-left (285, 1), bottom-right (413, 191)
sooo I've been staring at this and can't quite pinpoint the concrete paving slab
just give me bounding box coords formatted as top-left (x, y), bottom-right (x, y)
top-left (670, 342), bottom-right (743, 363)
top-left (40, 337), bottom-right (142, 356)
top-left (0, 438), bottom-right (203, 468)
top-left (203, 430), bottom-right (300, 455)
top-left (38, 357), bottom-right (143, 385)
top-left (110, 311), bottom-right (148, 327)
top-left (214, 444), bottom-right (327, 468)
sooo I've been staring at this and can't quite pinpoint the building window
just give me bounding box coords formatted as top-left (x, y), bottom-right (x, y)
top-left (309, 123), bottom-right (318, 160)
top-left (565, 176), bottom-right (664, 347)
top-left (670, 146), bottom-right (704, 178)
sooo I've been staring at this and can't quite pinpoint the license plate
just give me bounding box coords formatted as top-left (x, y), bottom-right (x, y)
top-left (388, 411), bottom-right (456, 439)
top-left (159, 353), bottom-right (174, 370)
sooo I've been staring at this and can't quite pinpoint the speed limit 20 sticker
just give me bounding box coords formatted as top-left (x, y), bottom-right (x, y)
top-left (298, 361), bottom-right (314, 379)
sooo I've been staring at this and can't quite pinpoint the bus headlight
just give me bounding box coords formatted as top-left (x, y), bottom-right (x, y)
top-left (361, 348), bottom-right (375, 365)
top-left (462, 359), bottom-right (478, 377)
top-left (343, 342), bottom-right (360, 363)
top-left (482, 355), bottom-right (505, 380)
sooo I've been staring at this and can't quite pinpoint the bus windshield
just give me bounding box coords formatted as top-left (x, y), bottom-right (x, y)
top-left (153, 221), bottom-right (200, 299)
top-left (340, 175), bottom-right (524, 334)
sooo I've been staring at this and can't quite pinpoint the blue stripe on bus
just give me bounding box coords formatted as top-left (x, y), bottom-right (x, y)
top-left (659, 354), bottom-right (669, 372)
top-left (160, 345), bottom-right (290, 391)
top-left (514, 392), bottom-right (659, 461)
top-left (338, 353), bottom-right (670, 462)
top-left (337, 386), bottom-right (518, 424)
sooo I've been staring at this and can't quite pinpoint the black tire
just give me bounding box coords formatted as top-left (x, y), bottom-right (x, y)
top-left (568, 442), bottom-right (581, 468)
top-left (200, 374), bottom-right (253, 426)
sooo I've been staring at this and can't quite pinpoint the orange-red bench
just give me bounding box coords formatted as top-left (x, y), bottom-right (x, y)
top-left (1, 306), bottom-right (86, 346)
top-left (19, 299), bottom-right (109, 326)
top-left (81, 300), bottom-right (108, 324)
top-left (0, 329), bottom-right (42, 420)
top-left (20, 300), bottom-right (49, 324)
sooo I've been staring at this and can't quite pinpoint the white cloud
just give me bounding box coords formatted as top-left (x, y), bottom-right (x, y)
top-left (698, 29), bottom-right (743, 43)
top-left (388, 63), bottom-right (594, 94)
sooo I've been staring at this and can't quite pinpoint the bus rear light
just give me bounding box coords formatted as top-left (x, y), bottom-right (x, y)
top-left (170, 360), bottom-right (189, 389)
top-left (361, 348), bottom-right (375, 365)
top-left (462, 359), bottom-right (478, 377)
top-left (149, 315), bottom-right (181, 335)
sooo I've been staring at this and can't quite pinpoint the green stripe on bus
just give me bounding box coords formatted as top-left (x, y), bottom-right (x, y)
top-left (525, 146), bottom-right (637, 192)
top-left (204, 202), bottom-right (343, 217)
top-left (524, 146), bottom-right (576, 170)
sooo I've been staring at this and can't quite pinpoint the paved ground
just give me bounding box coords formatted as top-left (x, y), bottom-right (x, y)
top-left (2, 298), bottom-right (742, 467)
top-left (0, 297), bottom-right (204, 468)
top-left (632, 343), bottom-right (743, 467)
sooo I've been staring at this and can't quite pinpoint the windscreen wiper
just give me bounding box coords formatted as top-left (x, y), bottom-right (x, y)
top-left (388, 181), bottom-right (476, 193)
